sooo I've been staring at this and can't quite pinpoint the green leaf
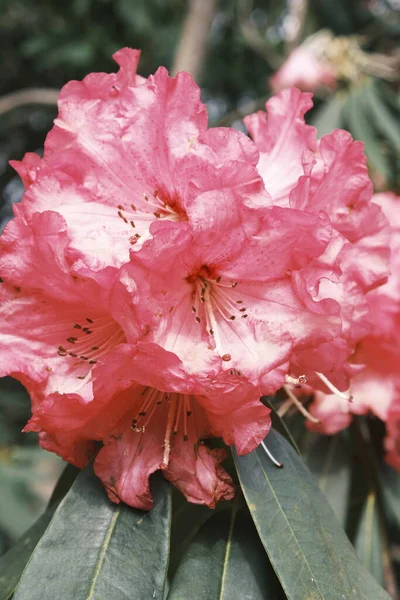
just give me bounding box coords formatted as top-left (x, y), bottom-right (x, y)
top-left (13, 465), bottom-right (171, 600)
top-left (46, 463), bottom-right (80, 508)
top-left (381, 463), bottom-right (400, 536)
top-left (0, 467), bottom-right (37, 539)
top-left (311, 94), bottom-right (346, 137)
top-left (169, 487), bottom-right (225, 580)
top-left (0, 463), bottom-right (79, 600)
top-left (168, 505), bottom-right (285, 600)
top-left (354, 491), bottom-right (384, 587)
top-left (302, 431), bottom-right (352, 527)
top-left (344, 87), bottom-right (391, 184)
top-left (0, 506), bottom-right (57, 600)
top-left (263, 397), bottom-right (300, 454)
top-left (364, 83), bottom-right (400, 154)
top-left (233, 429), bottom-right (391, 600)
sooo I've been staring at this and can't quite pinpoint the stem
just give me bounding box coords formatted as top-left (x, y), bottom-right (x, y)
top-left (171, 0), bottom-right (218, 80)
top-left (0, 88), bottom-right (59, 116)
top-left (285, 0), bottom-right (309, 54)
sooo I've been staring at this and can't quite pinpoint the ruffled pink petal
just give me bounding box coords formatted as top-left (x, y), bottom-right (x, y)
top-left (9, 152), bottom-right (41, 189)
top-left (0, 280), bottom-right (126, 402)
top-left (24, 344), bottom-right (188, 472)
top-left (94, 424), bottom-right (164, 510)
top-left (348, 369), bottom-right (395, 421)
top-left (0, 210), bottom-right (77, 301)
top-left (122, 212), bottom-right (342, 389)
top-left (200, 127), bottom-right (260, 166)
top-left (163, 401), bottom-right (234, 507)
top-left (244, 88), bottom-right (317, 205)
top-left (307, 392), bottom-right (352, 435)
top-left (0, 209), bottom-right (118, 306)
top-left (38, 431), bottom-right (95, 469)
top-left (208, 400), bottom-right (271, 455)
top-left (94, 389), bottom-right (234, 510)
top-left (15, 166), bottom-right (151, 271)
top-left (289, 130), bottom-right (390, 292)
top-left (45, 65), bottom-right (207, 222)
top-left (45, 48), bottom-right (142, 155)
top-left (165, 444), bottom-right (234, 508)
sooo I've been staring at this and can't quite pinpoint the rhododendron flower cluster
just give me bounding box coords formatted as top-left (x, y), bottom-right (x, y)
top-left (270, 29), bottom-right (399, 93)
top-left (0, 48), bottom-right (393, 509)
top-left (307, 193), bottom-right (400, 462)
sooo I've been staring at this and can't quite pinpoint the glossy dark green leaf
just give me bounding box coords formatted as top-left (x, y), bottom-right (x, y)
top-left (0, 506), bottom-right (57, 600)
top-left (233, 429), bottom-right (391, 600)
top-left (263, 397), bottom-right (300, 454)
top-left (354, 491), bottom-right (384, 587)
top-left (13, 465), bottom-right (171, 600)
top-left (302, 431), bottom-right (352, 527)
top-left (169, 487), bottom-right (225, 579)
top-left (168, 506), bottom-right (285, 600)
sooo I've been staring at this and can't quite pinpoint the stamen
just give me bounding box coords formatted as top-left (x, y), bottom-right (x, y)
top-left (315, 372), bottom-right (353, 401)
top-left (283, 384), bottom-right (320, 423)
top-left (161, 396), bottom-right (175, 470)
top-left (172, 394), bottom-right (183, 435)
top-left (183, 396), bottom-right (192, 442)
top-left (190, 270), bottom-right (250, 361)
top-left (260, 441), bottom-right (283, 468)
top-left (58, 316), bottom-right (125, 380)
top-left (285, 374), bottom-right (308, 386)
top-left (277, 397), bottom-right (295, 418)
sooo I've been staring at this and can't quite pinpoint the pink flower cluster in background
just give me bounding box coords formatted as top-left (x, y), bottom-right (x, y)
top-left (0, 48), bottom-right (397, 509)
top-left (307, 192), bottom-right (400, 451)
top-left (270, 45), bottom-right (336, 93)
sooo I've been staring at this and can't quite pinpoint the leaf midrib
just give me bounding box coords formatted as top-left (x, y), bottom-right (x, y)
top-left (85, 507), bottom-right (121, 600)
top-left (236, 449), bottom-right (325, 600)
top-left (218, 504), bottom-right (237, 600)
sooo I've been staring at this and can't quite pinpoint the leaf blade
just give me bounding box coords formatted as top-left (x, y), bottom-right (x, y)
top-left (233, 429), bottom-right (391, 600)
top-left (0, 463), bottom-right (78, 600)
top-left (0, 507), bottom-right (56, 600)
top-left (13, 465), bottom-right (171, 600)
top-left (168, 506), bottom-right (284, 600)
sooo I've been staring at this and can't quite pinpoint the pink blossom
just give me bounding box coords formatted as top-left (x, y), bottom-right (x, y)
top-left (3, 51), bottom-right (390, 508)
top-left (270, 46), bottom-right (336, 93)
top-left (11, 49), bottom-right (267, 276)
top-left (0, 209), bottom-right (260, 508)
top-left (120, 208), bottom-right (342, 395)
top-left (245, 89), bottom-right (390, 389)
top-left (307, 193), bottom-right (400, 436)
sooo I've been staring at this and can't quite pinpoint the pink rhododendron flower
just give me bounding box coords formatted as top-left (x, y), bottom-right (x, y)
top-left (11, 48), bottom-right (267, 275)
top-left (1, 49), bottom-right (390, 510)
top-left (0, 208), bottom-right (269, 508)
top-left (306, 193), bottom-right (400, 439)
top-left (245, 88), bottom-right (389, 391)
top-left (270, 46), bottom-right (336, 93)
top-left (119, 211), bottom-right (341, 392)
